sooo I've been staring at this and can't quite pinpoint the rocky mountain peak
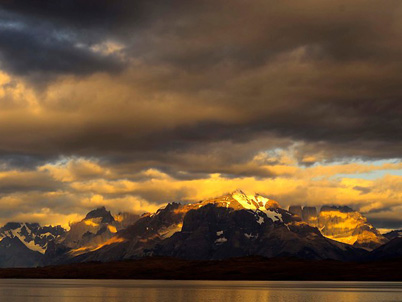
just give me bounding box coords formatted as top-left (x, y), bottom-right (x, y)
top-left (84, 207), bottom-right (115, 224)
top-left (289, 204), bottom-right (387, 250)
top-left (53, 206), bottom-right (141, 258)
top-left (0, 222), bottom-right (66, 254)
top-left (199, 190), bottom-right (281, 211)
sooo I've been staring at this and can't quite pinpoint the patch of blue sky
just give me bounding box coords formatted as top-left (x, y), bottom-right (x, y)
top-left (325, 159), bottom-right (402, 180)
top-left (334, 169), bottom-right (402, 180)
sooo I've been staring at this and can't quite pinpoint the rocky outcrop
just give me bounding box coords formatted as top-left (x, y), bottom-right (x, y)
top-left (47, 207), bottom-right (141, 263)
top-left (302, 206), bottom-right (318, 227)
top-left (288, 206), bottom-right (302, 218)
top-left (84, 207), bottom-right (115, 224)
top-left (318, 206), bottom-right (387, 250)
top-left (289, 205), bottom-right (387, 250)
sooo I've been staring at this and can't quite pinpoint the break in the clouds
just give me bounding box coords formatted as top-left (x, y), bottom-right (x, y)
top-left (0, 0), bottom-right (401, 229)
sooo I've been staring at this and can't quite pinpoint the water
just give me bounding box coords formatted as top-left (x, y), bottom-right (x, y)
top-left (0, 279), bottom-right (401, 302)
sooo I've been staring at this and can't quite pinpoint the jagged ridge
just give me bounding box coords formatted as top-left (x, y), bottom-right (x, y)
top-left (1, 190), bottom-right (401, 268)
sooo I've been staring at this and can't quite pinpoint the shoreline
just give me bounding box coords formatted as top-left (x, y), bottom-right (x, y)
top-left (0, 256), bottom-right (401, 281)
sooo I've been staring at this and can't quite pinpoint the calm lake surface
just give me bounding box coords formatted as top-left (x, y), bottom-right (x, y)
top-left (0, 279), bottom-right (401, 302)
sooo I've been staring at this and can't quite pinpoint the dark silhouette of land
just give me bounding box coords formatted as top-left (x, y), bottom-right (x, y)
top-left (0, 257), bottom-right (402, 281)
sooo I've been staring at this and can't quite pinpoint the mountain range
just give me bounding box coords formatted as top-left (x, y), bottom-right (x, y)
top-left (0, 190), bottom-right (401, 268)
top-left (288, 205), bottom-right (388, 250)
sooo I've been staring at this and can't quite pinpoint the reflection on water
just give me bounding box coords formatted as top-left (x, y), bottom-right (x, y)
top-left (0, 279), bottom-right (401, 302)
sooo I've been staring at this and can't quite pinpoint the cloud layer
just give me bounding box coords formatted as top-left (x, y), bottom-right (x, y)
top-left (0, 0), bottom-right (401, 229)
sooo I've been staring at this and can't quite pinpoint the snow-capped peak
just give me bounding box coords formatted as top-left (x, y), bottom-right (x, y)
top-left (232, 190), bottom-right (259, 210)
top-left (230, 190), bottom-right (283, 223)
top-left (231, 190), bottom-right (280, 210)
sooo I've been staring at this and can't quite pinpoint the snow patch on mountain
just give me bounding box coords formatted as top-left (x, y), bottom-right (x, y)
top-left (215, 237), bottom-right (228, 244)
top-left (232, 190), bottom-right (257, 210)
top-left (232, 190), bottom-right (280, 211)
top-left (228, 190), bottom-right (285, 225)
top-left (256, 216), bottom-right (265, 225)
top-left (264, 210), bottom-right (283, 222)
top-left (0, 223), bottom-right (65, 254)
top-left (244, 233), bottom-right (258, 239)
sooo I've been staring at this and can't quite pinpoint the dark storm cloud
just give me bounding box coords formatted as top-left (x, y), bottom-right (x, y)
top-left (353, 186), bottom-right (372, 195)
top-left (0, 0), bottom-right (402, 167)
top-left (0, 17), bottom-right (124, 78)
top-left (367, 218), bottom-right (402, 230)
top-left (0, 0), bottom-right (207, 33)
top-left (0, 0), bottom-right (198, 78)
top-left (0, 0), bottom-right (133, 29)
top-left (0, 154), bottom-right (50, 170)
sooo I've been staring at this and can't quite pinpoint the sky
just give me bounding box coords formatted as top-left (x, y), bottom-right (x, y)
top-left (0, 0), bottom-right (401, 230)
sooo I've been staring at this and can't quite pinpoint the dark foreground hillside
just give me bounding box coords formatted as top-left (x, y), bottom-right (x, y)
top-left (0, 257), bottom-right (402, 281)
